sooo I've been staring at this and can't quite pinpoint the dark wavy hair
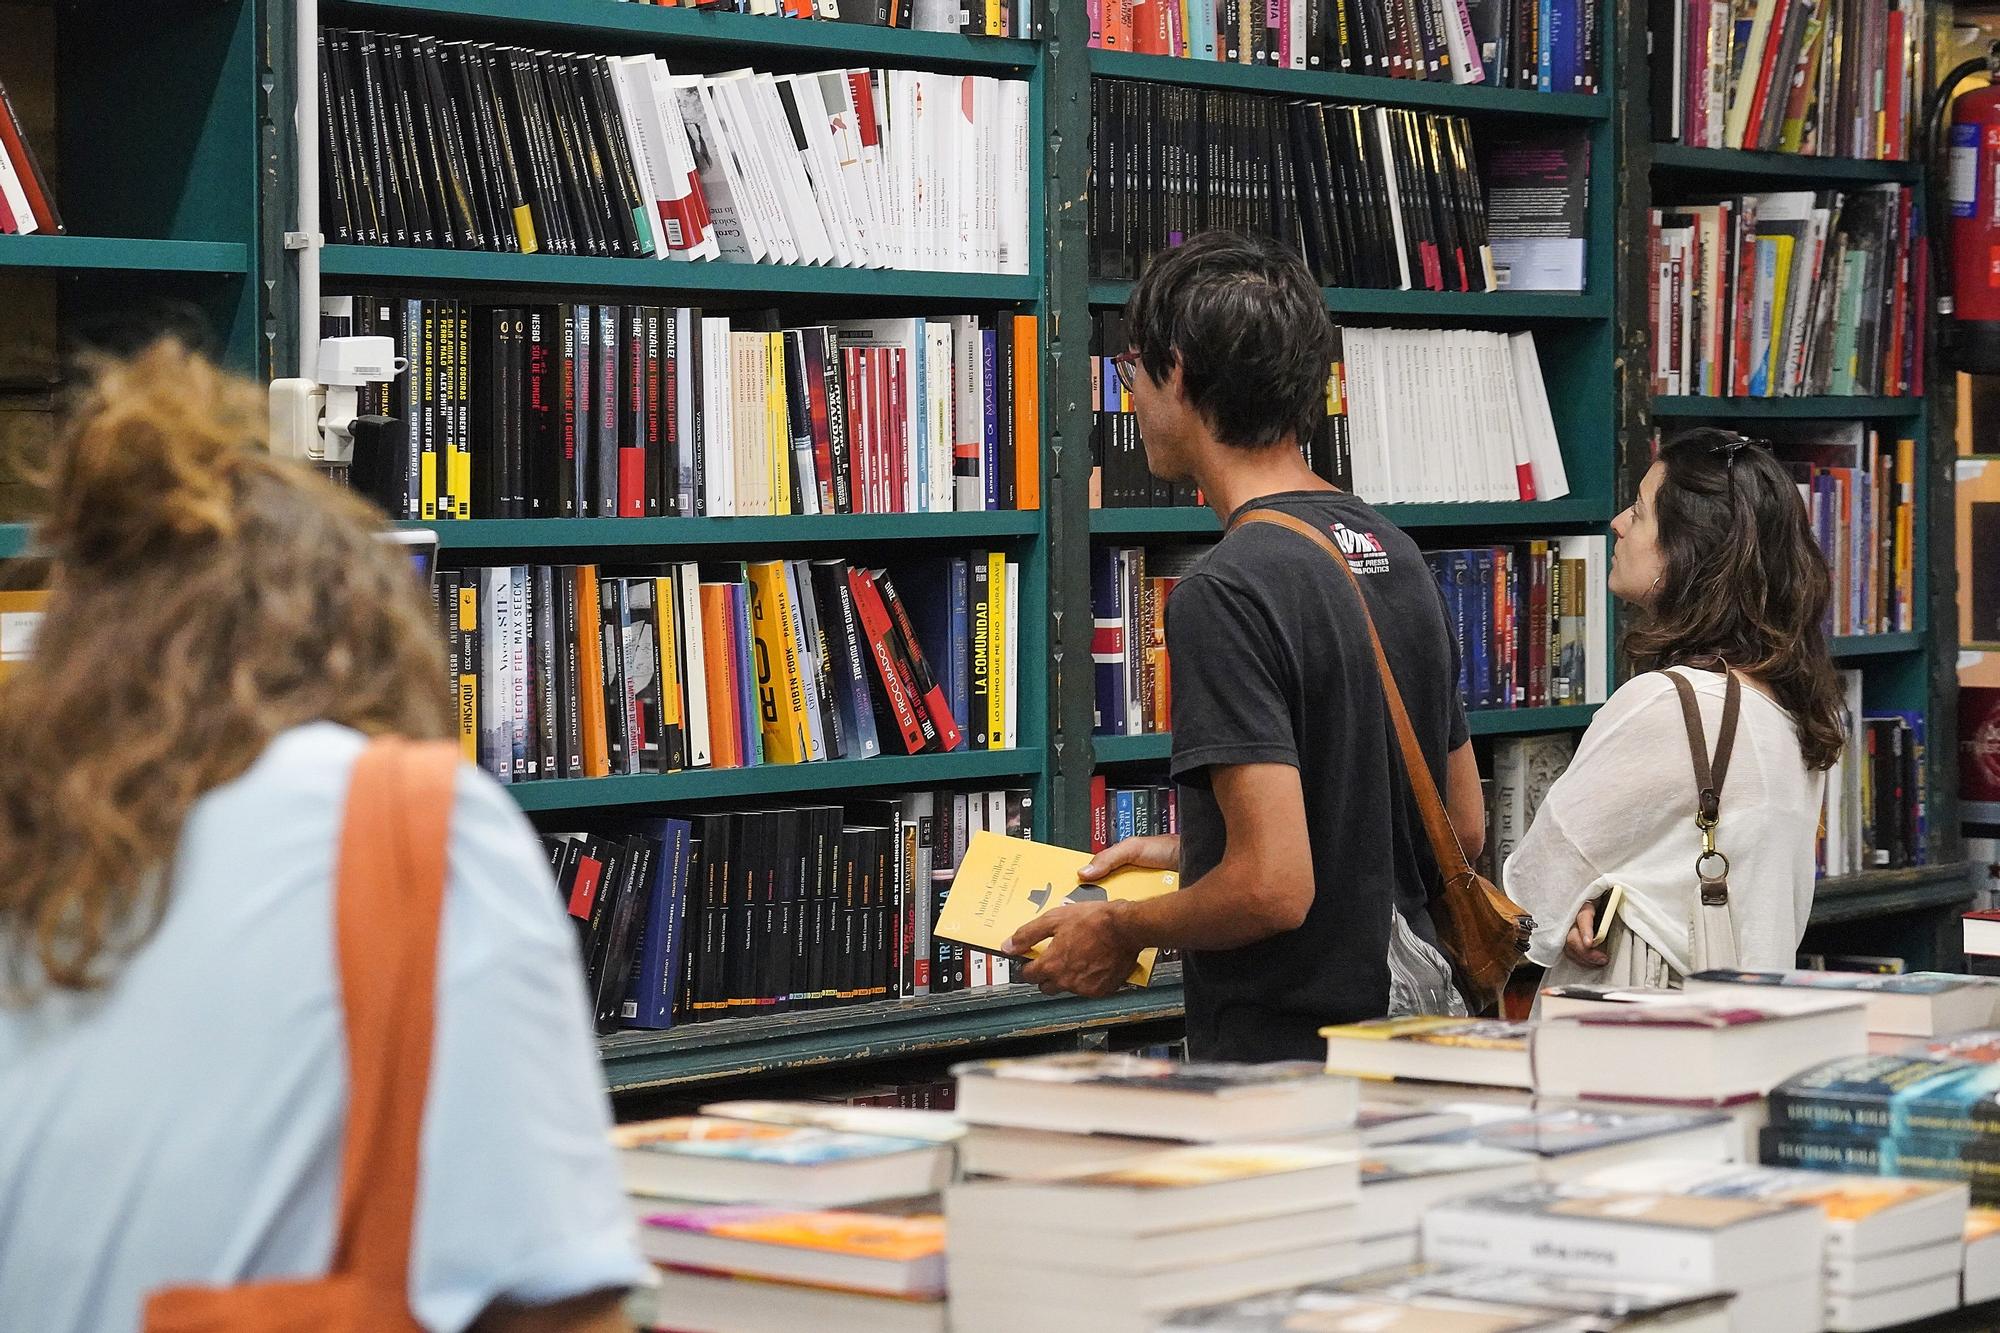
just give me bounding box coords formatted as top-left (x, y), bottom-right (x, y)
top-left (1124, 230), bottom-right (1336, 450)
top-left (1624, 428), bottom-right (1846, 771)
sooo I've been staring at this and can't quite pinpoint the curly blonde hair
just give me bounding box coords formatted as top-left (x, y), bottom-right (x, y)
top-left (0, 340), bottom-right (452, 996)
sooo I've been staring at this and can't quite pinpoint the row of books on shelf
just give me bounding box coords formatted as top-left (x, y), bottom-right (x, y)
top-left (1089, 777), bottom-right (1181, 850)
top-left (321, 31), bottom-right (1033, 273)
top-left (1646, 186), bottom-right (1922, 400)
top-left (1650, 0), bottom-right (1927, 160)
top-left (556, 788), bottom-right (1033, 1036)
top-left (1090, 545), bottom-right (1195, 737)
top-left (325, 297), bottom-right (1040, 520)
top-left (0, 80), bottom-right (56, 237)
top-left (1821, 672), bottom-right (1928, 877)
top-left (617, 0), bottom-right (1039, 38)
top-left (429, 553), bottom-right (1021, 784)
top-left (611, 968), bottom-right (2000, 1333)
top-left (1088, 0), bottom-right (1599, 95)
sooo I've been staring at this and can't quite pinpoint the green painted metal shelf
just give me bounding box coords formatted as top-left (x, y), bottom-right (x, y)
top-left (332, 0), bottom-right (1040, 67)
top-left (1091, 707), bottom-right (1601, 767)
top-left (1088, 280), bottom-right (1610, 320)
top-left (506, 747), bottom-right (1041, 812)
top-left (1087, 496), bottom-right (1612, 537)
top-left (0, 525), bottom-right (28, 560)
top-left (1650, 143), bottom-right (1920, 184)
top-left (0, 234), bottom-right (250, 274)
top-left (416, 511), bottom-right (1041, 551)
top-left (1809, 863), bottom-right (1973, 928)
top-left (322, 245), bottom-right (1040, 302)
top-left (1653, 395), bottom-right (1923, 419)
top-left (1830, 632), bottom-right (1924, 659)
top-left (1087, 51), bottom-right (1610, 121)
top-left (1093, 732), bottom-right (1172, 765)
top-left (599, 970), bottom-right (1185, 1092)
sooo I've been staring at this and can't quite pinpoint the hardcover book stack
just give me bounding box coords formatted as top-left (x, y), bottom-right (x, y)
top-left (1761, 1053), bottom-right (2000, 1204)
top-left (1341, 328), bottom-right (1569, 504)
top-left (1684, 969), bottom-right (2000, 1054)
top-left (618, 0), bottom-right (1040, 38)
top-left (1089, 83), bottom-right (1494, 292)
top-left (946, 1054), bottom-right (1363, 1331)
top-left (1650, 0), bottom-right (1928, 159)
top-left (320, 35), bottom-right (1032, 273)
top-left (324, 298), bottom-right (1041, 519)
top-left (554, 787), bottom-right (1035, 1038)
top-left (614, 1116), bottom-right (953, 1333)
top-left (1166, 1266), bottom-right (1736, 1330)
top-left (1090, 312), bottom-right (1346, 509)
top-left (1423, 535), bottom-right (1607, 712)
top-left (0, 79), bottom-right (58, 237)
top-left (1645, 187), bottom-right (1922, 400)
top-left (1352, 1142), bottom-right (1538, 1268)
top-left (1086, 0), bottom-right (1599, 93)
top-left (1089, 544), bottom-right (1202, 737)
top-left (432, 554), bottom-right (1022, 783)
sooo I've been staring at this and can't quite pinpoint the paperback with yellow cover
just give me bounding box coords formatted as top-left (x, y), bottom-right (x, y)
top-left (935, 830), bottom-right (1177, 986)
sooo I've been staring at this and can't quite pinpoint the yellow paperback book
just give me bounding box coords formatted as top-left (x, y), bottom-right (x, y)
top-left (935, 830), bottom-right (1177, 986)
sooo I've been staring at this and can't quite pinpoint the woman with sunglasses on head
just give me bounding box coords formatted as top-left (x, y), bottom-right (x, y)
top-left (1505, 428), bottom-right (1846, 1005)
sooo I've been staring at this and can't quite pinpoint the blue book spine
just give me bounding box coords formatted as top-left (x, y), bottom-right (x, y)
top-left (1537, 0), bottom-right (1554, 91)
top-left (947, 557), bottom-right (970, 749)
top-left (982, 330), bottom-right (999, 511)
top-left (731, 580), bottom-right (762, 766)
top-left (820, 563), bottom-right (881, 761)
top-left (1547, 0), bottom-right (1572, 94)
top-left (1469, 549), bottom-right (1494, 711)
top-left (1441, 552), bottom-right (1472, 708)
top-left (1115, 789), bottom-right (1137, 843)
top-left (627, 819), bottom-right (693, 1029)
top-left (1092, 544), bottom-right (1126, 735)
top-left (1748, 242), bottom-right (1779, 397)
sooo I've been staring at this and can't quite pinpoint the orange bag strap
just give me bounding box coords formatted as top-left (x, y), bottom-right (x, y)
top-left (1229, 508), bottom-right (1477, 887)
top-left (331, 738), bottom-right (458, 1297)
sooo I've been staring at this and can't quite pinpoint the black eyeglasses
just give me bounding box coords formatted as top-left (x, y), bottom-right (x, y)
top-left (1112, 350), bottom-right (1141, 393)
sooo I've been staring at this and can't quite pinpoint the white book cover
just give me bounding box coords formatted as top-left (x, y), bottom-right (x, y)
top-left (1341, 329), bottom-right (1379, 501)
top-left (1558, 534), bottom-right (1609, 703)
top-left (881, 70), bottom-right (910, 267)
top-left (607, 57), bottom-right (674, 260)
top-left (708, 73), bottom-right (799, 266)
top-left (760, 73), bottom-right (847, 267)
top-left (1004, 560), bottom-right (1020, 749)
top-left (702, 317), bottom-right (735, 516)
top-left (479, 567), bottom-right (513, 783)
top-left (1724, 0), bottom-right (1782, 148)
top-left (897, 72), bottom-right (931, 269)
top-left (675, 563), bottom-right (712, 769)
top-left (930, 74), bottom-right (964, 272)
top-left (998, 80), bottom-right (1030, 275)
top-left (788, 74), bottom-right (871, 267)
top-left (510, 565), bottom-right (532, 778)
top-left (849, 70), bottom-right (895, 265)
top-left (1446, 332), bottom-right (1488, 502)
top-left (1474, 332), bottom-right (1517, 501)
top-left (738, 72), bottom-right (833, 266)
top-left (1508, 332), bottom-right (1571, 500)
top-left (674, 77), bottom-right (762, 263)
top-left (1446, 0), bottom-right (1485, 83)
top-left (1375, 110), bottom-right (1413, 290)
top-left (1487, 331), bottom-right (1533, 502)
top-left (913, 72), bottom-right (946, 270)
top-left (640, 60), bottom-right (721, 261)
top-left (816, 72), bottom-right (884, 268)
top-left (952, 315), bottom-right (985, 510)
top-left (0, 132), bottom-right (37, 235)
top-left (967, 76), bottom-right (998, 274)
top-left (1287, 0), bottom-right (1305, 71)
top-left (926, 321), bottom-right (954, 513)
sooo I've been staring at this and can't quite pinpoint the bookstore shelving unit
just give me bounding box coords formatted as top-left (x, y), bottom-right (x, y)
top-left (1616, 1), bottom-right (1968, 965)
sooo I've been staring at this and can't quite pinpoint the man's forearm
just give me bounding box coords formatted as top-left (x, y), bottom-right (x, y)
top-left (1108, 856), bottom-right (1303, 954)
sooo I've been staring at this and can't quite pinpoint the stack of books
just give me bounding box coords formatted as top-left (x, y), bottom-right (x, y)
top-left (1321, 1015), bottom-right (1537, 1091)
top-left (324, 299), bottom-right (1041, 519)
top-left (1581, 1159), bottom-right (1970, 1331)
top-left (1650, 0), bottom-right (1927, 159)
top-left (0, 79), bottom-right (57, 237)
top-left (1423, 536), bottom-right (1606, 712)
top-left (320, 36), bottom-right (1033, 272)
top-left (434, 554), bottom-right (1023, 782)
top-left (1761, 1053), bottom-right (2000, 1203)
top-left (1646, 188), bottom-right (1921, 400)
top-left (614, 1116), bottom-right (954, 1332)
top-left (1685, 969), bottom-right (2000, 1054)
top-left (1354, 1142), bottom-right (1538, 1268)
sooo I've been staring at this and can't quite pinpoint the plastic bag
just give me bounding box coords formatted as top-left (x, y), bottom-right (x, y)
top-left (1386, 908), bottom-right (1469, 1018)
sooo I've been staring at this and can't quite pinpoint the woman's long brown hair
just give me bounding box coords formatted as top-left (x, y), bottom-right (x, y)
top-left (0, 341), bottom-right (453, 996)
top-left (1625, 427), bottom-right (1846, 771)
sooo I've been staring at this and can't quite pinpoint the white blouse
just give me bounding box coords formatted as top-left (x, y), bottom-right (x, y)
top-left (1504, 667), bottom-right (1827, 988)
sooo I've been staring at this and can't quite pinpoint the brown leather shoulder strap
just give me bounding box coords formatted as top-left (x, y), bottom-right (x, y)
top-left (332, 738), bottom-right (458, 1294)
top-left (1664, 668), bottom-right (1741, 823)
top-left (1231, 508), bottom-right (1474, 884)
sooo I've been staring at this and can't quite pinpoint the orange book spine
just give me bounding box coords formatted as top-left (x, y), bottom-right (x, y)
top-left (575, 565), bottom-right (611, 778)
top-left (699, 584), bottom-right (740, 769)
top-left (1011, 314), bottom-right (1040, 510)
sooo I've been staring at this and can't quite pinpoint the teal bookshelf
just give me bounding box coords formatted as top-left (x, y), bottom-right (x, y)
top-left (1649, 142), bottom-right (1921, 184)
top-left (507, 748), bottom-right (1042, 814)
top-left (409, 512), bottom-right (1041, 551)
top-left (1086, 280), bottom-right (1611, 320)
top-left (1087, 497), bottom-right (1613, 538)
top-left (1652, 396), bottom-right (1925, 420)
top-left (0, 236), bottom-right (252, 274)
top-left (1090, 705), bottom-right (1606, 770)
top-left (0, 527), bottom-right (29, 561)
top-left (1085, 50), bottom-right (1610, 120)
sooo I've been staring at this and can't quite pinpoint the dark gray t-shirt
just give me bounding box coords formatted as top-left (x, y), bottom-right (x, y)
top-left (1169, 491), bottom-right (1468, 1062)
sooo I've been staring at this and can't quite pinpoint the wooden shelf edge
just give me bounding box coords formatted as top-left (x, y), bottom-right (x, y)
top-left (331, 0), bottom-right (1041, 67)
top-left (416, 511), bottom-right (1042, 550)
top-left (507, 748), bottom-right (1043, 812)
top-left (600, 973), bottom-right (1186, 1092)
top-left (1085, 50), bottom-right (1610, 120)
top-left (1652, 395), bottom-right (1924, 420)
top-left (1092, 732), bottom-right (1172, 765)
top-left (1829, 632), bottom-right (1924, 660)
top-left (321, 245), bottom-right (1040, 301)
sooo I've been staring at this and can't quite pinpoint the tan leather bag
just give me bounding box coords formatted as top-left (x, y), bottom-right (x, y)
top-left (1234, 509), bottom-right (1533, 1014)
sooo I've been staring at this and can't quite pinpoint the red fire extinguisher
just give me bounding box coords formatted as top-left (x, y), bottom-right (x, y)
top-left (1928, 43), bottom-right (2000, 372)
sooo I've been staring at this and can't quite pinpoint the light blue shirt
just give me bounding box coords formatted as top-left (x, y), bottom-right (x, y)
top-left (0, 723), bottom-right (650, 1332)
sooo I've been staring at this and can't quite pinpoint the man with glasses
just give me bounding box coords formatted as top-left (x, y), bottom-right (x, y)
top-left (1006, 231), bottom-right (1486, 1060)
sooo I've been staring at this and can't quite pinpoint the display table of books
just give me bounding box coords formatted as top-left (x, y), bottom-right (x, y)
top-left (609, 968), bottom-right (2000, 1332)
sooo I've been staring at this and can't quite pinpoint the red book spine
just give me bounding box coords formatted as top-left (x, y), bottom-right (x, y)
top-left (1739, 0), bottom-right (1795, 151)
top-left (0, 86), bottom-right (57, 234)
top-left (874, 569), bottom-right (965, 751)
top-left (849, 568), bottom-right (932, 754)
top-left (1730, 200), bottom-right (1760, 397)
top-left (887, 348), bottom-right (907, 515)
top-left (1090, 775), bottom-right (1110, 852)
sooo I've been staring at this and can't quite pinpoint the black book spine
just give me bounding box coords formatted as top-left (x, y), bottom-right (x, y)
top-left (499, 51), bottom-right (560, 255)
top-left (967, 551), bottom-right (990, 750)
top-left (356, 33), bottom-right (411, 247)
top-left (534, 564), bottom-right (559, 778)
top-left (445, 43), bottom-right (511, 253)
top-left (541, 57), bottom-right (609, 258)
top-left (384, 40), bottom-right (439, 249)
top-left (686, 309), bottom-right (706, 518)
top-left (601, 575), bottom-right (630, 774)
top-left (317, 33), bottom-right (356, 244)
top-left (648, 307), bottom-right (668, 518)
top-left (413, 38), bottom-right (479, 249)
top-left (397, 38), bottom-right (457, 249)
top-left (328, 31), bottom-right (383, 246)
top-left (471, 46), bottom-right (532, 251)
top-left (589, 57), bottom-right (651, 258)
